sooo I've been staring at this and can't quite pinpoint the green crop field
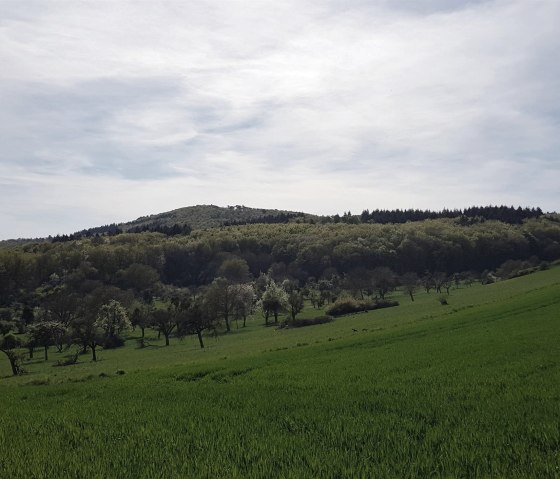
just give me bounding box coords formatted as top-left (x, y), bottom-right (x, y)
top-left (1, 267), bottom-right (559, 478)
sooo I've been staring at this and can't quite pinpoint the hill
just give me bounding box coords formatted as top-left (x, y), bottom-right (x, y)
top-left (3, 204), bottom-right (554, 246)
top-left (122, 204), bottom-right (312, 231)
top-left (0, 205), bottom-right (313, 246)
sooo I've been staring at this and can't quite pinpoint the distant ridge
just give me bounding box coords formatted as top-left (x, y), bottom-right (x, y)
top-left (1, 204), bottom-right (555, 246)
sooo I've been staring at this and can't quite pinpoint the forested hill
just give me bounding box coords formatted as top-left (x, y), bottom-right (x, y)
top-left (124, 205), bottom-right (312, 231)
top-left (47, 204), bottom-right (559, 242)
top-left (55, 205), bottom-right (312, 241)
top-left (1, 204), bottom-right (556, 246)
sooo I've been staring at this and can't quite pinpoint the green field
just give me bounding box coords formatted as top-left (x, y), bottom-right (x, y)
top-left (1, 268), bottom-right (559, 478)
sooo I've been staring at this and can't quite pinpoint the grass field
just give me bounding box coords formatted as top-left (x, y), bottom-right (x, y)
top-left (1, 268), bottom-right (559, 478)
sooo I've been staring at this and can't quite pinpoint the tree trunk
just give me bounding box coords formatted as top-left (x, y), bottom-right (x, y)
top-left (141, 326), bottom-right (145, 338)
top-left (165, 334), bottom-right (170, 346)
top-left (8, 354), bottom-right (19, 375)
top-left (9, 355), bottom-right (19, 375)
top-left (1, 349), bottom-right (21, 376)
top-left (44, 345), bottom-right (48, 361)
top-left (197, 331), bottom-right (204, 349)
top-left (91, 344), bottom-right (97, 362)
top-left (224, 313), bottom-right (231, 332)
top-left (265, 311), bottom-right (269, 326)
top-left (243, 315), bottom-right (247, 328)
top-left (274, 311), bottom-right (279, 324)
top-left (409, 291), bottom-right (414, 302)
top-left (28, 346), bottom-right (34, 359)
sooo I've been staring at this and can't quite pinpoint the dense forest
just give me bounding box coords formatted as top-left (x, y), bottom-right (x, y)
top-left (1, 205), bottom-right (559, 373)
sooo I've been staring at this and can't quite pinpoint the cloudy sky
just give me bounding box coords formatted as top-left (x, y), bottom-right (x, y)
top-left (1, 0), bottom-right (559, 239)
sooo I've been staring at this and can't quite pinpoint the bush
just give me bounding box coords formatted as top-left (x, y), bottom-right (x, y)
top-left (0, 320), bottom-right (14, 336)
top-left (0, 333), bottom-right (21, 350)
top-left (102, 335), bottom-right (125, 349)
top-left (325, 298), bottom-right (363, 316)
top-left (281, 315), bottom-right (333, 328)
top-left (326, 298), bottom-right (399, 317)
top-left (374, 299), bottom-right (400, 310)
top-left (53, 350), bottom-right (80, 367)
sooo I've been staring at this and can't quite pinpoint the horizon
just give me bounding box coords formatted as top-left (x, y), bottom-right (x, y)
top-left (1, 0), bottom-right (559, 239)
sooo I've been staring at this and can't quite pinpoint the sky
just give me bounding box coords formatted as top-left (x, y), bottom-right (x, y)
top-left (1, 0), bottom-right (559, 239)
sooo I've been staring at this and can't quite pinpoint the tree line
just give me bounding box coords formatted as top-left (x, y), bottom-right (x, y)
top-left (356, 205), bottom-right (543, 225)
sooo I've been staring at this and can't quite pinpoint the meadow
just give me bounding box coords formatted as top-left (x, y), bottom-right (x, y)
top-left (1, 267), bottom-right (559, 478)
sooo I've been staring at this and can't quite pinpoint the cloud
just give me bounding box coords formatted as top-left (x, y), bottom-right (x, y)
top-left (0, 0), bottom-right (559, 238)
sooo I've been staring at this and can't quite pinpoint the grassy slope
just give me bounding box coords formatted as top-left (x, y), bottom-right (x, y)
top-left (1, 268), bottom-right (559, 478)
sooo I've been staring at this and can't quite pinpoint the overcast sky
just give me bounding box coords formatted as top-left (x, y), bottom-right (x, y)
top-left (1, 0), bottom-right (559, 239)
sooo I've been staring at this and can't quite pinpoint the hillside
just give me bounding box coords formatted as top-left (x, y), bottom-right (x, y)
top-left (1, 266), bottom-right (559, 477)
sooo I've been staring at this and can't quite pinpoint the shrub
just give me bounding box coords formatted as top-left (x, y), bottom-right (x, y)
top-left (0, 320), bottom-right (14, 336)
top-left (282, 315), bottom-right (333, 328)
top-left (136, 338), bottom-right (148, 349)
top-left (374, 299), bottom-right (400, 310)
top-left (53, 349), bottom-right (80, 367)
top-left (326, 298), bottom-right (399, 317)
top-left (102, 335), bottom-right (125, 349)
top-left (325, 298), bottom-right (363, 316)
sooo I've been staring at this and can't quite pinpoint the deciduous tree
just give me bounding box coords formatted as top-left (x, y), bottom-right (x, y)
top-left (260, 280), bottom-right (288, 325)
top-left (401, 272), bottom-right (419, 302)
top-left (95, 300), bottom-right (131, 338)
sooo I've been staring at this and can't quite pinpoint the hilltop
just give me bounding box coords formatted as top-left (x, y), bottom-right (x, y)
top-left (122, 204), bottom-right (312, 232)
